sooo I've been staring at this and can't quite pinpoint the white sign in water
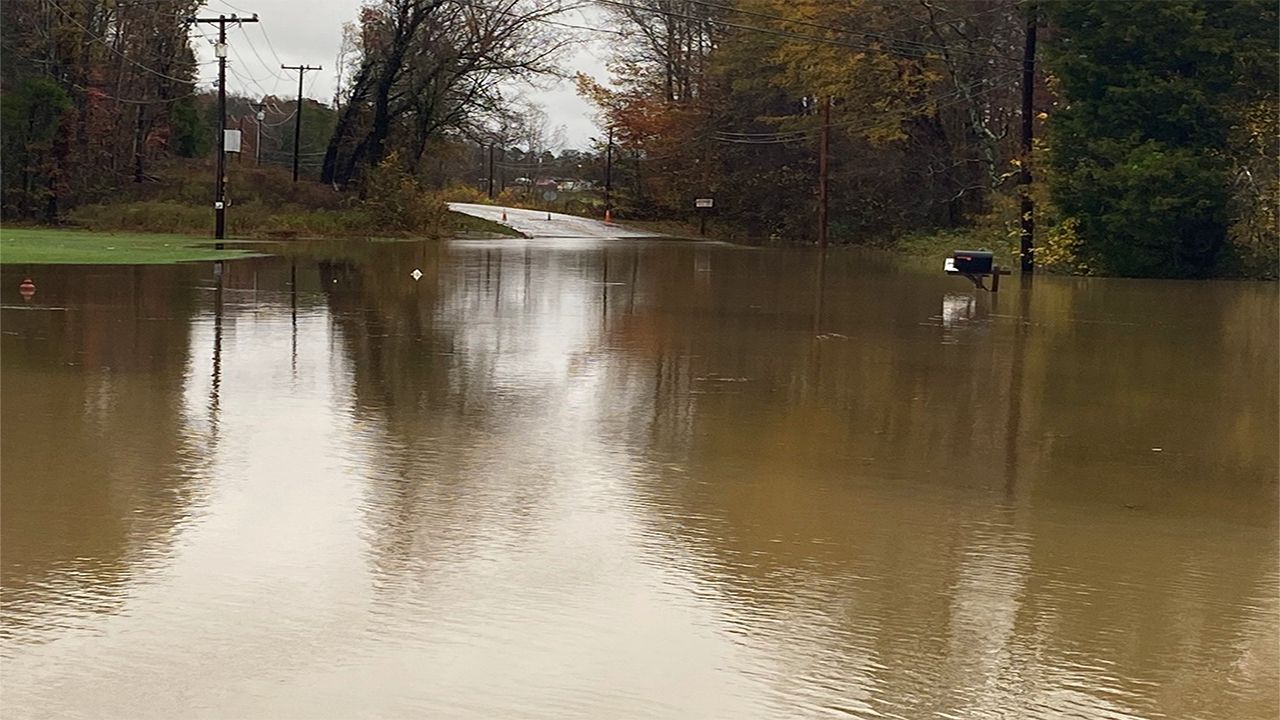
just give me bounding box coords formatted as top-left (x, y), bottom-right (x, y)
top-left (695, 198), bottom-right (714, 208)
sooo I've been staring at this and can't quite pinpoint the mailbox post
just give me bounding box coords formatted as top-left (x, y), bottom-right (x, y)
top-left (695, 197), bottom-right (713, 236)
top-left (945, 250), bottom-right (1011, 292)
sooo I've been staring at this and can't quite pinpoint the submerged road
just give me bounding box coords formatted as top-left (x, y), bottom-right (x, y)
top-left (2, 238), bottom-right (1277, 719)
top-left (449, 202), bottom-right (669, 239)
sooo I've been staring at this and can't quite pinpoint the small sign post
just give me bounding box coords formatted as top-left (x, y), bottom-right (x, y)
top-left (695, 197), bottom-right (713, 236)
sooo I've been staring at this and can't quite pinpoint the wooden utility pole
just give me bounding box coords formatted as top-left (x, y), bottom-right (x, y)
top-left (487, 144), bottom-right (496, 199)
top-left (818, 96), bottom-right (831, 249)
top-left (251, 102), bottom-right (266, 166)
top-left (1019, 12), bottom-right (1037, 273)
top-left (604, 127), bottom-right (614, 221)
top-left (282, 64), bottom-right (322, 182)
top-left (191, 12), bottom-right (259, 240)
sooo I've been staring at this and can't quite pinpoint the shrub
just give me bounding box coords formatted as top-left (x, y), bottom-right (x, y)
top-left (358, 153), bottom-right (446, 232)
top-left (438, 184), bottom-right (493, 204)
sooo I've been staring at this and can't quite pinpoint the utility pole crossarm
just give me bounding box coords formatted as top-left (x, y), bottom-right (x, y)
top-left (281, 64), bottom-right (323, 182)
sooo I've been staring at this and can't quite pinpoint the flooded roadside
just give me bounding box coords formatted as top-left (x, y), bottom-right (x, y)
top-left (2, 239), bottom-right (1276, 719)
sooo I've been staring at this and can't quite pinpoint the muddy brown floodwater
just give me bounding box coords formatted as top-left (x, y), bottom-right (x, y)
top-left (1, 238), bottom-right (1276, 719)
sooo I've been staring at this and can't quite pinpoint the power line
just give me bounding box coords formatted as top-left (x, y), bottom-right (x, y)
top-left (457, 0), bottom-right (628, 37)
top-left (304, 65), bottom-right (322, 97)
top-left (209, 0), bottom-right (254, 13)
top-left (262, 108), bottom-right (297, 127)
top-left (715, 70), bottom-right (1019, 141)
top-left (227, 62), bottom-right (276, 98)
top-left (714, 73), bottom-right (1020, 145)
top-left (255, 23), bottom-right (286, 67)
top-left (682, 0), bottom-right (1023, 64)
top-left (46, 0), bottom-right (200, 84)
top-left (596, 0), bottom-right (1020, 65)
top-left (76, 83), bottom-right (202, 105)
top-left (238, 26), bottom-right (287, 83)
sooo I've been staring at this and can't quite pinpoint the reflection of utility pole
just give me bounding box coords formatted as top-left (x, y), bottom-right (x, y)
top-left (281, 64), bottom-right (322, 182)
top-left (191, 12), bottom-right (259, 240)
top-left (811, 249), bottom-right (827, 338)
top-left (601, 248), bottom-right (609, 322)
top-left (210, 261), bottom-right (225, 437)
top-left (1003, 281), bottom-right (1032, 497)
top-left (807, 249), bottom-right (828, 397)
top-left (628, 246), bottom-right (639, 314)
top-left (494, 248), bottom-right (502, 312)
top-left (290, 261), bottom-right (297, 377)
top-left (523, 246), bottom-right (532, 308)
top-left (1019, 11), bottom-right (1038, 273)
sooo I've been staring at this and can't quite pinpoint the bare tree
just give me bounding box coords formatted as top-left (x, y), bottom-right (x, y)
top-left (321, 0), bottom-right (578, 187)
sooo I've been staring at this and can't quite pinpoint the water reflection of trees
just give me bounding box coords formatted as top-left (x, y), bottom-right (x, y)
top-left (614, 251), bottom-right (1279, 717)
top-left (1, 266), bottom-right (205, 638)
top-left (322, 244), bottom-right (627, 589)
top-left (322, 241), bottom-right (1277, 717)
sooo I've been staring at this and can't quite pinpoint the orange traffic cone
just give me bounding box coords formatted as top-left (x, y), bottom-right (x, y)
top-left (604, 209), bottom-right (613, 224)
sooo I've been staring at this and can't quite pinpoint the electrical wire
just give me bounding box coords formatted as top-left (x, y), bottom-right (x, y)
top-left (596, 0), bottom-right (1021, 65)
top-left (714, 69), bottom-right (1019, 141)
top-left (714, 74), bottom-right (1020, 145)
top-left (304, 65), bottom-right (322, 98)
top-left (76, 83), bottom-right (202, 104)
top-left (208, 0), bottom-right (254, 13)
top-left (256, 23), bottom-right (286, 67)
top-left (457, 0), bottom-right (629, 37)
top-left (681, 0), bottom-right (1023, 64)
top-left (227, 63), bottom-right (274, 96)
top-left (47, 0), bottom-right (202, 84)
top-left (237, 27), bottom-right (287, 84)
top-left (262, 109), bottom-right (298, 127)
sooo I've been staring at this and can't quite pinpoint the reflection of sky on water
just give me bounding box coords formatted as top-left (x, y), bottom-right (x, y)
top-left (0, 245), bottom-right (1276, 719)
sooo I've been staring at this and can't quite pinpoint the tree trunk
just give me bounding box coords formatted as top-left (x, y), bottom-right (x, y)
top-left (134, 105), bottom-right (146, 183)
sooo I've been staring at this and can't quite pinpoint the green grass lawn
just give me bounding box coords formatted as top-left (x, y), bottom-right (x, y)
top-left (0, 227), bottom-right (263, 264)
top-left (447, 211), bottom-right (526, 237)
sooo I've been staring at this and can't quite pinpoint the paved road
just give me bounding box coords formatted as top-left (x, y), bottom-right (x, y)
top-left (449, 203), bottom-right (669, 239)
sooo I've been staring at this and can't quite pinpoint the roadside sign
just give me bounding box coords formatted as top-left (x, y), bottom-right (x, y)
top-left (223, 129), bottom-right (242, 153)
top-left (695, 197), bottom-right (714, 208)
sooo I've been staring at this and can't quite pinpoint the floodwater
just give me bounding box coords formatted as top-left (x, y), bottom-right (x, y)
top-left (1, 237), bottom-right (1276, 719)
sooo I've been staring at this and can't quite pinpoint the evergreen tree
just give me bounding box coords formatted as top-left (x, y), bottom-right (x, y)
top-left (1045, 0), bottom-right (1272, 278)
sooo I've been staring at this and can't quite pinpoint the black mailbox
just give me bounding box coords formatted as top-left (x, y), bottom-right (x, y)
top-left (951, 250), bottom-right (994, 275)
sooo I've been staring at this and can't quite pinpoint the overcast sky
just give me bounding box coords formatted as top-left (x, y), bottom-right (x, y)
top-left (192, 0), bottom-right (611, 148)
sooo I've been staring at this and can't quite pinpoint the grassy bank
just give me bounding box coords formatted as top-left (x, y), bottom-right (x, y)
top-left (1, 208), bottom-right (521, 265)
top-left (63, 201), bottom-right (522, 240)
top-left (30, 159), bottom-right (524, 245)
top-left (447, 211), bottom-right (525, 237)
top-left (0, 227), bottom-right (262, 264)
